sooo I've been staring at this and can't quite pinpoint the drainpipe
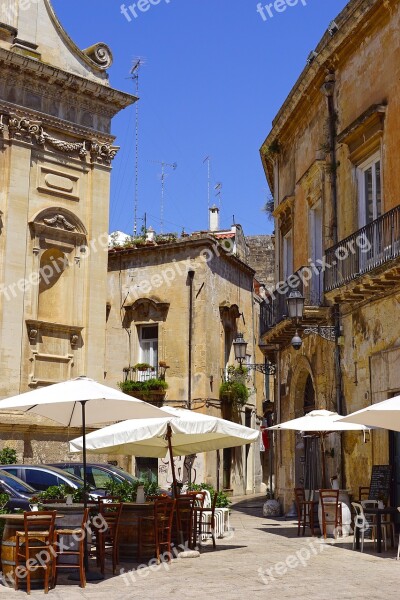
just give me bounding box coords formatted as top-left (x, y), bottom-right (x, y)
top-left (321, 72), bottom-right (338, 246)
top-left (188, 270), bottom-right (195, 410)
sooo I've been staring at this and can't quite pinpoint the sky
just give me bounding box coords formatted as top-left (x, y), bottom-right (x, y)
top-left (52, 0), bottom-right (349, 236)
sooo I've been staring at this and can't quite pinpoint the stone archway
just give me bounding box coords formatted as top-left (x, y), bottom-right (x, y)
top-left (289, 357), bottom-right (320, 489)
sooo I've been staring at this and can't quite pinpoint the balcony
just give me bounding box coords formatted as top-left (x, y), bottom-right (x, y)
top-left (324, 205), bottom-right (400, 302)
top-left (120, 364), bottom-right (168, 407)
top-left (260, 266), bottom-right (329, 347)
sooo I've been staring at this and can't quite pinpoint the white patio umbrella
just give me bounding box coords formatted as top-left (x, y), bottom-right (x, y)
top-left (69, 406), bottom-right (260, 495)
top-left (338, 395), bottom-right (400, 431)
top-left (0, 376), bottom-right (168, 503)
top-left (269, 409), bottom-right (370, 487)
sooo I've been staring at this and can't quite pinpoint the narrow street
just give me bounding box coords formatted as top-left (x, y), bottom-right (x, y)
top-left (2, 496), bottom-right (398, 600)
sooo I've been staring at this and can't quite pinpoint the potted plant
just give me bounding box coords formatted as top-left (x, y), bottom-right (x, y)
top-left (134, 363), bottom-right (154, 372)
top-left (118, 378), bottom-right (168, 406)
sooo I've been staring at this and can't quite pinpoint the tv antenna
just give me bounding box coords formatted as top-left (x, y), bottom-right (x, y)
top-left (150, 160), bottom-right (177, 233)
top-left (203, 156), bottom-right (211, 227)
top-left (128, 57), bottom-right (145, 236)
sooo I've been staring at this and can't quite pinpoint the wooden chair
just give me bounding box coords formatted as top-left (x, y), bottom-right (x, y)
top-left (175, 495), bottom-right (195, 549)
top-left (319, 489), bottom-right (342, 539)
top-left (193, 491), bottom-right (218, 549)
top-left (14, 511), bottom-right (57, 595)
top-left (97, 502), bottom-right (123, 575)
top-left (294, 488), bottom-right (317, 537)
top-left (358, 486), bottom-right (370, 502)
top-left (52, 508), bottom-right (90, 588)
top-left (187, 491), bottom-right (207, 507)
top-left (138, 497), bottom-right (176, 563)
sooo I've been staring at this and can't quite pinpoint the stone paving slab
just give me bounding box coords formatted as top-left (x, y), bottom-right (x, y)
top-left (1, 495), bottom-right (399, 599)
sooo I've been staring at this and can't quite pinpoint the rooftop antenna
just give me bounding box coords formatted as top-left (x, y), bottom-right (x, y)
top-left (215, 182), bottom-right (222, 225)
top-left (203, 156), bottom-right (211, 228)
top-left (150, 160), bottom-right (177, 233)
top-left (128, 57), bottom-right (145, 236)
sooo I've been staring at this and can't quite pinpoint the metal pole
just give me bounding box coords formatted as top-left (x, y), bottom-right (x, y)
top-left (166, 424), bottom-right (178, 498)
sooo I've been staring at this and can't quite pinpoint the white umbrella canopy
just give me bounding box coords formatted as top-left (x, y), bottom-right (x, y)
top-left (269, 409), bottom-right (370, 434)
top-left (69, 406), bottom-right (260, 457)
top-left (269, 409), bottom-right (370, 487)
top-left (0, 376), bottom-right (166, 424)
top-left (338, 395), bottom-right (400, 431)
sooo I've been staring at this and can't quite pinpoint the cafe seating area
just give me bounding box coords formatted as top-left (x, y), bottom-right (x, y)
top-left (0, 489), bottom-right (224, 594)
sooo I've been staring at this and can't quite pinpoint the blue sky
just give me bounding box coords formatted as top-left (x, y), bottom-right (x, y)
top-left (52, 0), bottom-right (349, 236)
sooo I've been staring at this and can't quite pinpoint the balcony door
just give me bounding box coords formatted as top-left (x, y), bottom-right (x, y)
top-left (282, 230), bottom-right (293, 281)
top-left (357, 153), bottom-right (383, 271)
top-left (309, 202), bottom-right (323, 305)
top-left (138, 324), bottom-right (158, 380)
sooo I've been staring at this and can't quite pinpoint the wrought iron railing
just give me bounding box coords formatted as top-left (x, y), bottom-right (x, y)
top-left (324, 205), bottom-right (400, 292)
top-left (123, 367), bottom-right (160, 382)
top-left (260, 266), bottom-right (324, 337)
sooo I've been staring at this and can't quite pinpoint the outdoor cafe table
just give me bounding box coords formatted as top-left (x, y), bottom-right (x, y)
top-left (0, 513), bottom-right (64, 585)
top-left (357, 506), bottom-right (398, 553)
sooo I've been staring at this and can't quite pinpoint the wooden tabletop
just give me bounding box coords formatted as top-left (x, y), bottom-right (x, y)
top-left (0, 513), bottom-right (64, 521)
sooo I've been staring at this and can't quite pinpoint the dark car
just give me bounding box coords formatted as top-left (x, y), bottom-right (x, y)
top-left (50, 463), bottom-right (139, 490)
top-left (0, 464), bottom-right (104, 496)
top-left (0, 469), bottom-right (36, 511)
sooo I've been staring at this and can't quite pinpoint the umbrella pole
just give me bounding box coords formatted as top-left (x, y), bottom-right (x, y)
top-left (166, 424), bottom-right (178, 498)
top-left (70, 402), bottom-right (103, 581)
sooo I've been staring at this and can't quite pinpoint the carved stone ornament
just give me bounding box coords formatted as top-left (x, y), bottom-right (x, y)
top-left (70, 333), bottom-right (79, 347)
top-left (82, 43), bottom-right (113, 70)
top-left (1, 114), bottom-right (118, 163)
top-left (90, 141), bottom-right (119, 165)
top-left (43, 214), bottom-right (76, 231)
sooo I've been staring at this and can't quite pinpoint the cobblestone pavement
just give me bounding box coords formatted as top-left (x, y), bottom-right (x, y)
top-left (1, 495), bottom-right (399, 599)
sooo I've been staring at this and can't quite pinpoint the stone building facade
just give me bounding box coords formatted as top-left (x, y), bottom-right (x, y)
top-left (106, 233), bottom-right (267, 495)
top-left (260, 0), bottom-right (400, 509)
top-left (246, 235), bottom-right (275, 292)
top-left (0, 0), bottom-right (134, 457)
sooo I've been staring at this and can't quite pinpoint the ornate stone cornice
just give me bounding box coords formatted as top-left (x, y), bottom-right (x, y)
top-left (1, 112), bottom-right (119, 165)
top-left (0, 46), bottom-right (135, 112)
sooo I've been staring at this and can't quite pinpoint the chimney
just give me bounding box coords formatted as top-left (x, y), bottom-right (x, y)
top-left (146, 227), bottom-right (156, 243)
top-left (209, 205), bottom-right (220, 232)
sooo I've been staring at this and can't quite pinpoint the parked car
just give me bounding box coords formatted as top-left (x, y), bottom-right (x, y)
top-left (0, 464), bottom-right (104, 496)
top-left (0, 469), bottom-right (36, 511)
top-left (50, 462), bottom-right (139, 490)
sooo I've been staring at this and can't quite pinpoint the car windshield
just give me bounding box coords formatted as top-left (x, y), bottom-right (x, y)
top-left (109, 466), bottom-right (138, 484)
top-left (0, 471), bottom-right (35, 494)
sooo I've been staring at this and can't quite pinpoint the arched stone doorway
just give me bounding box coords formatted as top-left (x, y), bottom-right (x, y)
top-left (291, 362), bottom-right (321, 491)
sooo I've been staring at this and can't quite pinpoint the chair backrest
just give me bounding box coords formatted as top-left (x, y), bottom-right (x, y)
top-left (319, 489), bottom-right (339, 504)
top-left (351, 502), bottom-right (369, 531)
top-left (187, 491), bottom-right (206, 507)
top-left (153, 498), bottom-right (176, 541)
top-left (23, 511), bottom-right (56, 538)
top-left (358, 486), bottom-right (370, 501)
top-left (294, 488), bottom-right (306, 506)
top-left (99, 502), bottom-right (123, 533)
top-left (202, 489), bottom-right (212, 508)
top-left (361, 499), bottom-right (379, 509)
top-left (80, 507), bottom-right (90, 530)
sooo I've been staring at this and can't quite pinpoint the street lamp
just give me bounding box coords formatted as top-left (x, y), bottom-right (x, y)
top-left (233, 333), bottom-right (276, 375)
top-left (233, 333), bottom-right (247, 368)
top-left (286, 290), bottom-right (336, 350)
top-left (286, 290), bottom-right (305, 321)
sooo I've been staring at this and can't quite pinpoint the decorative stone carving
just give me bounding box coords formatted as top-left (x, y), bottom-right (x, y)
top-left (82, 43), bottom-right (113, 70)
top-left (70, 334), bottom-right (79, 347)
top-left (0, 113), bottom-right (119, 163)
top-left (43, 214), bottom-right (76, 231)
top-left (90, 141), bottom-right (119, 165)
top-left (28, 328), bottom-right (38, 342)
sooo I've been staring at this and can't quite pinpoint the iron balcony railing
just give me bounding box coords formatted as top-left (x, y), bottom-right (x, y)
top-left (324, 205), bottom-right (400, 292)
top-left (260, 266), bottom-right (324, 337)
top-left (123, 366), bottom-right (160, 382)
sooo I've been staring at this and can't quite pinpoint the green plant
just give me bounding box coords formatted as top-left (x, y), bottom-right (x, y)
top-left (186, 483), bottom-right (232, 509)
top-left (0, 447), bottom-right (17, 465)
top-left (0, 493), bottom-right (9, 510)
top-left (219, 381), bottom-right (249, 407)
top-left (133, 363), bottom-right (155, 371)
top-left (37, 485), bottom-right (66, 502)
top-left (104, 477), bottom-right (160, 501)
top-left (118, 378), bottom-right (168, 394)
